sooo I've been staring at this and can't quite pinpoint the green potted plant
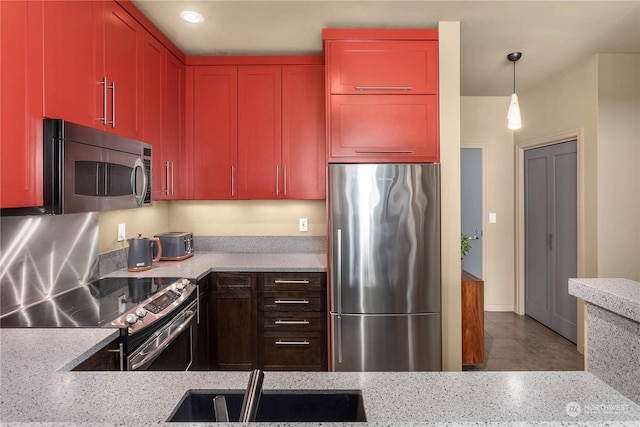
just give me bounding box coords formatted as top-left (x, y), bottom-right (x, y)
top-left (461, 232), bottom-right (472, 261)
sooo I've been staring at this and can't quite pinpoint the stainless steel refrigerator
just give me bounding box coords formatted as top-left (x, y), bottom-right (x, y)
top-left (329, 163), bottom-right (441, 371)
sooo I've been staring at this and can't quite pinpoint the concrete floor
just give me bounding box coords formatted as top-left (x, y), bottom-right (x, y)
top-left (463, 311), bottom-right (585, 371)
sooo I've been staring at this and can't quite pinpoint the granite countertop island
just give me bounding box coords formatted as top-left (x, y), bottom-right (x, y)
top-left (104, 252), bottom-right (327, 280)
top-left (2, 328), bottom-right (640, 425)
top-left (569, 278), bottom-right (640, 405)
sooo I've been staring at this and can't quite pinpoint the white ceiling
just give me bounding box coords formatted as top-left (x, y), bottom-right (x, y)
top-left (132, 0), bottom-right (640, 96)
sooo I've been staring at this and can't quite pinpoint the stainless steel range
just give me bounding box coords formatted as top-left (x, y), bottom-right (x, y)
top-left (0, 276), bottom-right (198, 371)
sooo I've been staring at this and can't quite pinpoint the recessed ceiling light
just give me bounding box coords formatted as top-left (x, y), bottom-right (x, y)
top-left (180, 10), bottom-right (204, 24)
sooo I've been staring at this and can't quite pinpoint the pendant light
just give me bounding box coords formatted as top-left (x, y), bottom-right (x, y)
top-left (507, 52), bottom-right (522, 130)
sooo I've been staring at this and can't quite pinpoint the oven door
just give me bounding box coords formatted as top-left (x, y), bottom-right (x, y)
top-left (127, 299), bottom-right (198, 371)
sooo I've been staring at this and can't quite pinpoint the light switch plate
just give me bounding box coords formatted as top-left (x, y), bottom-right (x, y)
top-left (489, 213), bottom-right (497, 224)
top-left (299, 218), bottom-right (308, 232)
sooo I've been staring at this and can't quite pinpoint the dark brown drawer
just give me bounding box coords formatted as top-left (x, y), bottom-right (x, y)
top-left (259, 273), bottom-right (325, 292)
top-left (262, 332), bottom-right (323, 370)
top-left (262, 312), bottom-right (323, 331)
top-left (261, 292), bottom-right (323, 312)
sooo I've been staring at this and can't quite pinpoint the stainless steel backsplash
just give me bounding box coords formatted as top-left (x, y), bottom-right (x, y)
top-left (0, 213), bottom-right (98, 317)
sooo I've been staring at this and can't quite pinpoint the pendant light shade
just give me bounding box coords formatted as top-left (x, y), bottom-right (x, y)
top-left (506, 52), bottom-right (522, 130)
top-left (507, 93), bottom-right (521, 130)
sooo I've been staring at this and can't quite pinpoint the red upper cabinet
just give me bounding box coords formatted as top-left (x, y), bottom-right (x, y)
top-left (100, 1), bottom-right (144, 140)
top-left (1, 0), bottom-right (44, 208)
top-left (186, 58), bottom-right (325, 201)
top-left (42, 1), bottom-right (143, 140)
top-left (190, 66), bottom-right (238, 199)
top-left (329, 94), bottom-right (438, 162)
top-left (323, 29), bottom-right (440, 163)
top-left (328, 41), bottom-right (438, 95)
top-left (281, 65), bottom-right (326, 199)
top-left (237, 66), bottom-right (282, 200)
top-left (142, 33), bottom-right (163, 147)
top-left (160, 52), bottom-right (186, 199)
top-left (42, 1), bottom-right (98, 129)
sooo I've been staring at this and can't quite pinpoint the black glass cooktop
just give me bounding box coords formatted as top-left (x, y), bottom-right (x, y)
top-left (0, 277), bottom-right (181, 328)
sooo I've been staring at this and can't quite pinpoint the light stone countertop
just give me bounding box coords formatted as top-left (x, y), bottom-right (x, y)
top-left (2, 328), bottom-right (640, 425)
top-left (104, 252), bottom-right (327, 281)
top-left (568, 278), bottom-right (640, 322)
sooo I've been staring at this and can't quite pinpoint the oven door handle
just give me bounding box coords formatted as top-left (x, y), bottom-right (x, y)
top-left (130, 309), bottom-right (196, 371)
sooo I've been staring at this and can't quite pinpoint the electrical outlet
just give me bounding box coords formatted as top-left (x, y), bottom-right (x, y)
top-left (489, 213), bottom-right (497, 224)
top-left (299, 218), bottom-right (308, 232)
top-left (117, 223), bottom-right (126, 241)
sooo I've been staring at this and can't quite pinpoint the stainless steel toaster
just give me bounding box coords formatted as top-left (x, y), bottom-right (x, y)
top-left (153, 232), bottom-right (193, 261)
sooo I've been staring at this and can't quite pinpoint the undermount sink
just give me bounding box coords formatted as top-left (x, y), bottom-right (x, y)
top-left (167, 389), bottom-right (367, 422)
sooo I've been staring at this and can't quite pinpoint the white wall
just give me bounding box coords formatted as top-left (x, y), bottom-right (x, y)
top-left (461, 96), bottom-right (515, 311)
top-left (596, 54), bottom-right (640, 281)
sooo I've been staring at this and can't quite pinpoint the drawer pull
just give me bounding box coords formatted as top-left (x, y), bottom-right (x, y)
top-left (274, 299), bottom-right (309, 304)
top-left (274, 280), bottom-right (310, 284)
top-left (274, 320), bottom-right (310, 325)
top-left (355, 86), bottom-right (413, 91)
top-left (275, 340), bottom-right (310, 345)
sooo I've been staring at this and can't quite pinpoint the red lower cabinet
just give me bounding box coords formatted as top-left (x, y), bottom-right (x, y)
top-left (1, 0), bottom-right (44, 208)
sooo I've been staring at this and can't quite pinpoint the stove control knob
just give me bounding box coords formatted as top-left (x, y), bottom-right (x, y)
top-left (175, 281), bottom-right (185, 291)
top-left (125, 313), bottom-right (138, 325)
top-left (135, 308), bottom-right (147, 318)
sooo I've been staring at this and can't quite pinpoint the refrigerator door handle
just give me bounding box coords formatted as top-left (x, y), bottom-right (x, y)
top-left (336, 228), bottom-right (343, 364)
top-left (336, 228), bottom-right (342, 317)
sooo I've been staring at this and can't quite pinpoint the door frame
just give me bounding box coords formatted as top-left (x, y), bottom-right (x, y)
top-left (460, 143), bottom-right (487, 307)
top-left (515, 128), bottom-right (586, 353)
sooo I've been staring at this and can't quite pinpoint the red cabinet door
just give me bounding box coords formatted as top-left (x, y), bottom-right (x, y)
top-left (142, 33), bottom-right (164, 200)
top-left (102, 1), bottom-right (143, 140)
top-left (192, 66), bottom-right (238, 199)
top-left (237, 66), bottom-right (282, 200)
top-left (42, 1), bottom-right (99, 128)
top-left (142, 33), bottom-right (163, 147)
top-left (328, 40), bottom-right (438, 95)
top-left (281, 65), bottom-right (326, 200)
top-left (329, 94), bottom-right (439, 163)
top-left (0, 0), bottom-right (44, 208)
top-left (162, 52), bottom-right (185, 199)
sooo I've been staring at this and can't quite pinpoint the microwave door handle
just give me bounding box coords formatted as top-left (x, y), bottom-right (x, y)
top-left (104, 163), bottom-right (110, 196)
top-left (131, 157), bottom-right (147, 206)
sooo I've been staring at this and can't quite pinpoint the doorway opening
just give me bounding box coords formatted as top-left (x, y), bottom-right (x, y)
top-left (461, 147), bottom-right (483, 279)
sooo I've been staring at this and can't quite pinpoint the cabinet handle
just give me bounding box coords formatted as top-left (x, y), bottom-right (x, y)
top-left (274, 299), bottom-right (309, 304)
top-left (274, 320), bottom-right (310, 325)
top-left (355, 86), bottom-right (413, 91)
top-left (164, 162), bottom-right (170, 195)
top-left (275, 165), bottom-right (279, 196)
top-left (170, 161), bottom-right (175, 196)
top-left (97, 77), bottom-right (115, 125)
top-left (111, 80), bottom-right (116, 128)
top-left (355, 149), bottom-right (414, 154)
top-left (231, 165), bottom-right (235, 197)
top-left (275, 340), bottom-right (309, 345)
top-left (274, 280), bottom-right (310, 284)
top-left (283, 165), bottom-right (287, 196)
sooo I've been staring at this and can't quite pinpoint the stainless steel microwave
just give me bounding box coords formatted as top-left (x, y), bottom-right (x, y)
top-left (42, 119), bottom-right (152, 214)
